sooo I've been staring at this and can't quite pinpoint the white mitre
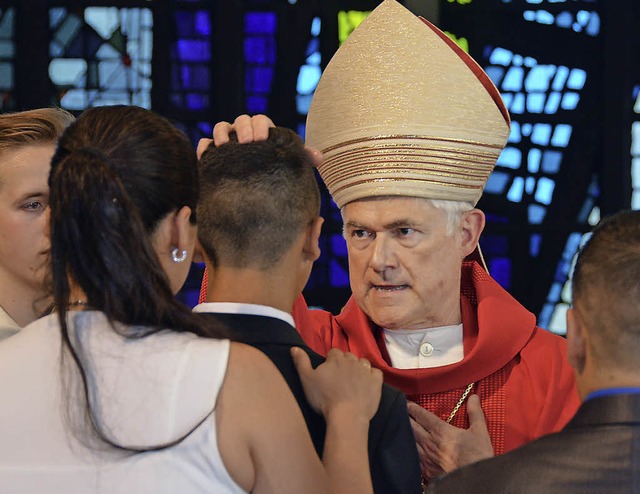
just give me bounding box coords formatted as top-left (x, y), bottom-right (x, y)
top-left (306, 0), bottom-right (511, 208)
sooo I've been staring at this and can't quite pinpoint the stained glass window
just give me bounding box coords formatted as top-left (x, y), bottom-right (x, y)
top-left (49, 7), bottom-right (153, 111)
top-left (0, 8), bottom-right (15, 111)
top-left (172, 8), bottom-right (211, 113)
top-left (244, 10), bottom-right (276, 113)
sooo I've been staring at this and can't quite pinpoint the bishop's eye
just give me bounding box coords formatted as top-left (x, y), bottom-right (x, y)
top-left (351, 229), bottom-right (371, 239)
top-left (397, 227), bottom-right (415, 237)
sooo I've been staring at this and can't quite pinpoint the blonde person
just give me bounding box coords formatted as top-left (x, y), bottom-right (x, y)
top-left (0, 108), bottom-right (73, 339)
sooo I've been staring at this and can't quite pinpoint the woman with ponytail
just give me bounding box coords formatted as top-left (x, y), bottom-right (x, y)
top-left (0, 106), bottom-right (381, 494)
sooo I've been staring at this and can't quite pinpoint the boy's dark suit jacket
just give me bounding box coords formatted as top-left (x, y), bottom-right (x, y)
top-left (202, 311), bottom-right (422, 494)
top-left (428, 393), bottom-right (640, 494)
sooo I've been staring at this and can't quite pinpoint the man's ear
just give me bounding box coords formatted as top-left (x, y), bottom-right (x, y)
top-left (303, 217), bottom-right (324, 262)
top-left (460, 209), bottom-right (485, 258)
top-left (567, 308), bottom-right (587, 374)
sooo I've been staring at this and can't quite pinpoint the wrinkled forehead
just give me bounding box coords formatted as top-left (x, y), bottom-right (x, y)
top-left (340, 195), bottom-right (445, 224)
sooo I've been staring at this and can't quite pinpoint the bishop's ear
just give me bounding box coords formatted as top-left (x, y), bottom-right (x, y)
top-left (460, 208), bottom-right (485, 258)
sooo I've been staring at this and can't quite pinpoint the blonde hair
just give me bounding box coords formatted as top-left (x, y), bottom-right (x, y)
top-left (0, 108), bottom-right (75, 155)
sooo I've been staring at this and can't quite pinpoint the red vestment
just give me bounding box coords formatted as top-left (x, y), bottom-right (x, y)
top-left (294, 261), bottom-right (580, 455)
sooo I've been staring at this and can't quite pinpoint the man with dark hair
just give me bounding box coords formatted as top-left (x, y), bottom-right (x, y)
top-left (194, 127), bottom-right (422, 494)
top-left (427, 209), bottom-right (640, 493)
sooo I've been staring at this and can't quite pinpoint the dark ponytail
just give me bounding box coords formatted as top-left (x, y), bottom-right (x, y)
top-left (48, 106), bottom-right (226, 451)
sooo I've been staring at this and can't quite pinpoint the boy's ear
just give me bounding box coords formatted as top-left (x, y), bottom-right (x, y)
top-left (303, 217), bottom-right (324, 262)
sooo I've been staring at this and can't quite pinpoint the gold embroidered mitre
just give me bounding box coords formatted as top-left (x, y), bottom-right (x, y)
top-left (306, 0), bottom-right (511, 208)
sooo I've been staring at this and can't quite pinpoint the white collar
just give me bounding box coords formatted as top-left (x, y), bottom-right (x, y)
top-left (382, 323), bottom-right (464, 369)
top-left (193, 302), bottom-right (295, 328)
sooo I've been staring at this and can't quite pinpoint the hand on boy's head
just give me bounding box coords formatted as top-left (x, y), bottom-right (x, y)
top-left (196, 138), bottom-right (213, 159)
top-left (212, 114), bottom-right (275, 146)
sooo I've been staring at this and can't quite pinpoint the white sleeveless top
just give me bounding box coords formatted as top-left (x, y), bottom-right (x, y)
top-left (0, 311), bottom-right (246, 494)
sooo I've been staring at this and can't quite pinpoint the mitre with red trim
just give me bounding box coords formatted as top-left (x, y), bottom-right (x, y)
top-left (306, 0), bottom-right (510, 208)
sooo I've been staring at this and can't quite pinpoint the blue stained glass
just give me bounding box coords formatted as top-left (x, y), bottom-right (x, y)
top-left (523, 11), bottom-right (535, 21)
top-left (186, 92), bottom-right (208, 110)
top-left (521, 123), bottom-right (532, 136)
top-left (507, 176), bottom-right (525, 202)
top-left (485, 171), bottom-right (510, 194)
top-left (556, 11), bottom-right (572, 28)
top-left (501, 93), bottom-right (514, 108)
top-left (306, 51), bottom-right (320, 65)
top-left (246, 95), bottom-right (267, 113)
top-left (552, 66), bottom-right (569, 90)
top-left (530, 233), bottom-right (542, 257)
top-left (507, 121), bottom-right (521, 143)
top-left (330, 234), bottom-right (348, 256)
top-left (525, 176), bottom-right (536, 194)
top-left (296, 94), bottom-right (313, 114)
top-left (548, 282), bottom-right (563, 302)
top-left (330, 259), bottom-right (350, 287)
top-left (306, 38), bottom-right (319, 58)
top-left (528, 204), bottom-right (546, 224)
top-left (489, 258), bottom-right (511, 289)
top-left (489, 47), bottom-right (513, 66)
top-left (297, 65), bottom-right (321, 94)
top-left (511, 93), bottom-right (525, 114)
top-left (246, 66), bottom-right (273, 93)
top-left (245, 12), bottom-right (276, 34)
top-left (535, 10), bottom-right (555, 25)
top-left (541, 150), bottom-right (562, 173)
top-left (244, 37), bottom-right (275, 64)
top-left (539, 304), bottom-right (554, 329)
top-left (177, 40), bottom-right (210, 62)
top-left (576, 10), bottom-right (590, 25)
top-left (527, 148), bottom-right (542, 173)
top-left (531, 124), bottom-right (551, 146)
top-left (502, 66), bottom-right (524, 91)
top-left (561, 92), bottom-right (580, 110)
top-left (525, 65), bottom-right (555, 91)
top-left (49, 8), bottom-right (65, 29)
top-left (545, 92), bottom-right (561, 113)
top-left (513, 54), bottom-right (523, 67)
top-left (535, 177), bottom-right (555, 205)
top-left (482, 235), bottom-right (508, 255)
top-left (526, 93), bottom-right (545, 113)
top-left (311, 16), bottom-right (321, 36)
top-left (195, 11), bottom-right (211, 36)
top-left (551, 124), bottom-right (573, 147)
top-left (497, 147), bottom-right (522, 169)
top-left (485, 66), bottom-right (505, 87)
top-left (297, 123), bottom-right (306, 140)
top-left (567, 69), bottom-right (586, 90)
top-left (586, 13), bottom-right (600, 36)
top-left (0, 62), bottom-right (12, 90)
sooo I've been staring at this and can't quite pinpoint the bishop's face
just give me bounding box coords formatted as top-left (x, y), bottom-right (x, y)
top-left (342, 197), bottom-right (468, 331)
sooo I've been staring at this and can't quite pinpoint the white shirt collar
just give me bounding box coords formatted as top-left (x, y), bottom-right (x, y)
top-left (193, 302), bottom-right (295, 328)
top-left (383, 323), bottom-right (464, 369)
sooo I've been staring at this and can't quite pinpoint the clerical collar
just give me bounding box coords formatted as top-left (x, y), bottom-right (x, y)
top-left (193, 301), bottom-right (295, 328)
top-left (382, 323), bottom-right (464, 369)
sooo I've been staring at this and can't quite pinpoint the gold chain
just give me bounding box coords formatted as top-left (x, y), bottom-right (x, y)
top-left (446, 382), bottom-right (474, 424)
